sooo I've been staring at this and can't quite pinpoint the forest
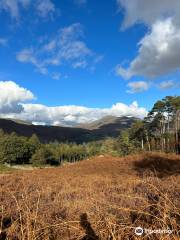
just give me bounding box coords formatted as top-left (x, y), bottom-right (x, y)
top-left (0, 96), bottom-right (179, 167)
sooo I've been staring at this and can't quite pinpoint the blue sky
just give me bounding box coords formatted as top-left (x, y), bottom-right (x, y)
top-left (0, 0), bottom-right (180, 125)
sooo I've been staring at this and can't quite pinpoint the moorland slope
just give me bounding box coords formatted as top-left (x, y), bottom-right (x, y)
top-left (0, 152), bottom-right (179, 239)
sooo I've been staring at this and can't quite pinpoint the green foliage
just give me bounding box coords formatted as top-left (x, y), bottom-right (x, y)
top-left (142, 96), bottom-right (180, 153)
top-left (129, 121), bottom-right (144, 140)
top-left (0, 133), bottom-right (32, 164)
top-left (31, 146), bottom-right (55, 166)
top-left (115, 130), bottom-right (137, 156)
top-left (28, 134), bottom-right (41, 155)
top-left (0, 130), bottom-right (103, 165)
top-left (100, 138), bottom-right (117, 155)
top-left (86, 141), bottom-right (101, 156)
top-left (54, 143), bottom-right (89, 163)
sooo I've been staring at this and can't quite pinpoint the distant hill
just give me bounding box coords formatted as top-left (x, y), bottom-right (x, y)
top-left (0, 116), bottom-right (137, 143)
top-left (77, 116), bottom-right (138, 139)
top-left (77, 116), bottom-right (136, 130)
top-left (0, 118), bottom-right (91, 143)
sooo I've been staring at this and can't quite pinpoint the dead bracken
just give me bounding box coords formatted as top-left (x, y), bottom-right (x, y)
top-left (0, 152), bottom-right (179, 240)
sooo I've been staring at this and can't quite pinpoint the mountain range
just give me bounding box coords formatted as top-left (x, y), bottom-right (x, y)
top-left (0, 116), bottom-right (137, 143)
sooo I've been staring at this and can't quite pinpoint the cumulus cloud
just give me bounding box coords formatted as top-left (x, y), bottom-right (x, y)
top-left (0, 0), bottom-right (55, 20)
top-left (11, 101), bottom-right (147, 126)
top-left (117, 19), bottom-right (180, 79)
top-left (127, 81), bottom-right (149, 93)
top-left (117, 0), bottom-right (180, 80)
top-left (118, 0), bottom-right (180, 28)
top-left (0, 81), bottom-right (35, 114)
top-left (0, 81), bottom-right (147, 125)
top-left (16, 23), bottom-right (101, 75)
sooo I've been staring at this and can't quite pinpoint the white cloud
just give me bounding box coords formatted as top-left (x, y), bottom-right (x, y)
top-left (0, 81), bottom-right (35, 113)
top-left (117, 0), bottom-right (180, 80)
top-left (0, 81), bottom-right (147, 125)
top-left (118, 0), bottom-right (180, 29)
top-left (15, 101), bottom-right (147, 125)
top-left (35, 0), bottom-right (55, 18)
top-left (158, 80), bottom-right (176, 90)
top-left (117, 19), bottom-right (180, 79)
top-left (16, 23), bottom-right (101, 75)
top-left (72, 60), bottom-right (87, 69)
top-left (127, 81), bottom-right (149, 93)
top-left (16, 48), bottom-right (48, 74)
top-left (0, 0), bottom-right (55, 20)
top-left (60, 41), bottom-right (92, 61)
top-left (32, 121), bottom-right (46, 126)
top-left (17, 48), bottom-right (36, 64)
top-left (43, 40), bottom-right (56, 52)
top-left (0, 38), bottom-right (8, 46)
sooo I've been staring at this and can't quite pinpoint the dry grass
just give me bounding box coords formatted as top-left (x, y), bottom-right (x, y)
top-left (0, 152), bottom-right (180, 239)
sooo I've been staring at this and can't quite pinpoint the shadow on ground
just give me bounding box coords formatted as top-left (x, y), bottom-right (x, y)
top-left (134, 154), bottom-right (180, 178)
top-left (0, 216), bottom-right (12, 240)
top-left (80, 213), bottom-right (99, 240)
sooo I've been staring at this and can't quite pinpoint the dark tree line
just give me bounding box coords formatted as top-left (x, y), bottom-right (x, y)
top-left (0, 131), bottom-right (101, 166)
top-left (96, 96), bottom-right (180, 156)
top-left (129, 96), bottom-right (180, 154)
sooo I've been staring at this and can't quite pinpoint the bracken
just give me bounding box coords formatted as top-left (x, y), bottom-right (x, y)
top-left (0, 152), bottom-right (179, 240)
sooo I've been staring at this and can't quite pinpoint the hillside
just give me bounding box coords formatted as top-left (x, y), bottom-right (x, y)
top-left (77, 115), bottom-right (137, 130)
top-left (0, 118), bottom-right (91, 143)
top-left (0, 116), bottom-right (137, 143)
top-left (0, 153), bottom-right (179, 239)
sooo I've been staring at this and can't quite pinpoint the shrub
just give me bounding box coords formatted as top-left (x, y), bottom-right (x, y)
top-left (0, 134), bottom-right (32, 164)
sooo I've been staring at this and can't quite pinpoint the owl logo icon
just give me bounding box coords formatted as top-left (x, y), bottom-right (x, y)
top-left (135, 227), bottom-right (144, 236)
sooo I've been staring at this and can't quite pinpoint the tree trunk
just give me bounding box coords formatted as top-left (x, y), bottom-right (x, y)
top-left (167, 113), bottom-right (170, 152)
top-left (176, 110), bottom-right (180, 154)
top-left (141, 138), bottom-right (144, 150)
top-left (146, 133), bottom-right (151, 152)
